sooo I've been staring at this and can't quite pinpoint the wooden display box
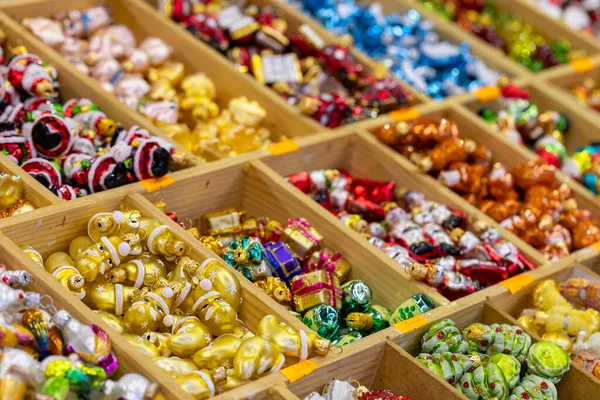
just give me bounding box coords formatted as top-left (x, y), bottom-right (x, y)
top-left (0, 0), bottom-right (318, 160)
top-left (489, 259), bottom-right (600, 392)
top-left (260, 130), bottom-right (543, 309)
top-left (0, 190), bottom-right (320, 400)
top-left (140, 155), bottom-right (442, 349)
top-left (269, 340), bottom-right (465, 400)
top-left (394, 299), bottom-right (599, 400)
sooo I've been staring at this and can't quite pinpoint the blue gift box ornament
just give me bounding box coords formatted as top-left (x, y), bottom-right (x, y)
top-left (263, 241), bottom-right (302, 284)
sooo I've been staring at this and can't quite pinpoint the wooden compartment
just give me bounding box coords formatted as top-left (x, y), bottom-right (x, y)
top-left (394, 299), bottom-right (599, 400)
top-left (273, 0), bottom-right (527, 102)
top-left (261, 130), bottom-right (544, 309)
top-left (367, 100), bottom-right (600, 268)
top-left (413, 0), bottom-right (600, 74)
top-left (0, 189), bottom-right (319, 400)
top-left (489, 259), bottom-right (600, 390)
top-left (269, 340), bottom-right (465, 400)
top-left (0, 0), bottom-right (319, 160)
top-left (139, 154), bottom-right (442, 349)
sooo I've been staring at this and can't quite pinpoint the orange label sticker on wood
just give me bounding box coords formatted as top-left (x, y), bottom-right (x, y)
top-left (393, 315), bottom-right (428, 334)
top-left (592, 241), bottom-right (600, 251)
top-left (475, 86), bottom-right (500, 103)
top-left (390, 107), bottom-right (419, 122)
top-left (280, 360), bottom-right (318, 382)
top-left (268, 139), bottom-right (299, 156)
top-left (571, 58), bottom-right (595, 73)
top-left (500, 273), bottom-right (535, 294)
top-left (140, 175), bottom-right (175, 193)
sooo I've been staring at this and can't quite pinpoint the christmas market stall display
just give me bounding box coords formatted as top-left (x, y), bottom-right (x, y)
top-left (158, 0), bottom-right (420, 128)
top-left (418, 0), bottom-right (596, 72)
top-left (138, 160), bottom-right (439, 347)
top-left (14, 1), bottom-right (314, 160)
top-left (523, 0), bottom-right (600, 39)
top-left (262, 131), bottom-right (543, 303)
top-left (1, 190), bottom-right (334, 399)
top-left (371, 102), bottom-right (600, 263)
top-left (286, 0), bottom-right (515, 100)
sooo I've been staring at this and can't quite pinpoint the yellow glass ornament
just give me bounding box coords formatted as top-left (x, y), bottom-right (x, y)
top-left (542, 331), bottom-right (572, 354)
top-left (19, 245), bottom-right (43, 266)
top-left (140, 217), bottom-right (189, 260)
top-left (123, 282), bottom-right (177, 335)
top-left (180, 73), bottom-right (217, 100)
top-left (192, 334), bottom-right (242, 370)
top-left (257, 315), bottom-right (330, 360)
top-left (123, 334), bottom-right (160, 357)
top-left (517, 315), bottom-right (540, 337)
top-left (82, 282), bottom-right (137, 317)
top-left (165, 316), bottom-right (212, 358)
top-left (94, 310), bottom-right (125, 334)
top-left (234, 336), bottom-right (285, 380)
top-left (175, 370), bottom-right (216, 400)
top-left (533, 279), bottom-right (572, 312)
top-left (147, 61), bottom-right (185, 86)
top-left (189, 279), bottom-right (238, 336)
top-left (0, 174), bottom-right (23, 209)
top-left (70, 235), bottom-right (131, 282)
top-left (43, 252), bottom-right (86, 298)
top-left (535, 306), bottom-right (600, 336)
top-left (108, 253), bottom-right (167, 289)
top-left (88, 210), bottom-right (145, 256)
top-left (152, 356), bottom-right (197, 377)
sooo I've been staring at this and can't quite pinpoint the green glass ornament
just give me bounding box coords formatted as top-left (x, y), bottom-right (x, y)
top-left (417, 352), bottom-right (484, 385)
top-left (456, 363), bottom-right (510, 400)
top-left (463, 323), bottom-right (531, 362)
top-left (526, 341), bottom-right (570, 384)
top-left (345, 304), bottom-right (390, 334)
top-left (302, 304), bottom-right (340, 339)
top-left (509, 374), bottom-right (558, 400)
top-left (41, 376), bottom-right (70, 400)
top-left (489, 353), bottom-right (521, 390)
top-left (389, 293), bottom-right (435, 325)
top-left (420, 319), bottom-right (469, 354)
top-left (341, 280), bottom-right (372, 314)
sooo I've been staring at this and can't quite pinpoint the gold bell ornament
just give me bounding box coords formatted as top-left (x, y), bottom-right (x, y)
top-left (257, 315), bottom-right (330, 360)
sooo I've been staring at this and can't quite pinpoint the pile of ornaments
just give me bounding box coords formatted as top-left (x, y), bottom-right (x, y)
top-left (20, 208), bottom-right (330, 398)
top-left (0, 41), bottom-right (185, 199)
top-left (418, 319), bottom-right (571, 399)
top-left (571, 77), bottom-right (600, 112)
top-left (24, 5), bottom-right (274, 159)
top-left (286, 169), bottom-right (534, 300)
top-left (304, 379), bottom-right (411, 400)
top-left (0, 262), bottom-right (161, 399)
top-left (288, 0), bottom-right (500, 99)
top-left (517, 278), bottom-right (600, 380)
top-left (527, 0), bottom-right (600, 37)
top-left (420, 0), bottom-right (584, 70)
top-left (0, 173), bottom-right (35, 218)
top-left (191, 209), bottom-right (436, 345)
top-left (478, 82), bottom-right (600, 197)
top-left (373, 115), bottom-right (600, 260)
top-left (163, 0), bottom-right (413, 128)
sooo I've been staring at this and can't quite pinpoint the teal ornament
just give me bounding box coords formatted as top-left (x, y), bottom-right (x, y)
top-left (509, 374), bottom-right (558, 400)
top-left (341, 280), bottom-right (372, 314)
top-left (456, 363), bottom-right (510, 400)
top-left (421, 319), bottom-right (469, 354)
top-left (526, 341), bottom-right (570, 384)
top-left (223, 236), bottom-right (264, 281)
top-left (489, 353), bottom-right (521, 389)
top-left (303, 304), bottom-right (340, 339)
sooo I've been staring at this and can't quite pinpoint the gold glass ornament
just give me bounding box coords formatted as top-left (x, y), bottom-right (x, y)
top-left (533, 279), bottom-right (572, 312)
top-left (123, 282), bottom-right (177, 335)
top-left (94, 310), bottom-right (125, 334)
top-left (153, 356), bottom-right (197, 377)
top-left (108, 253), bottom-right (167, 289)
top-left (123, 334), bottom-right (160, 357)
top-left (165, 316), bottom-right (212, 358)
top-left (189, 278), bottom-right (238, 336)
top-left (180, 72), bottom-right (217, 100)
top-left (43, 252), bottom-right (86, 298)
top-left (174, 370), bottom-right (216, 399)
top-left (19, 245), bottom-right (43, 266)
top-left (88, 210), bottom-right (145, 255)
top-left (257, 315), bottom-right (330, 360)
top-left (0, 174), bottom-right (23, 209)
top-left (70, 235), bottom-right (131, 282)
top-left (2, 199), bottom-right (35, 217)
top-left (192, 334), bottom-right (242, 370)
top-left (82, 282), bottom-right (137, 317)
top-left (140, 217), bottom-right (189, 260)
top-left (233, 336), bottom-right (285, 380)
